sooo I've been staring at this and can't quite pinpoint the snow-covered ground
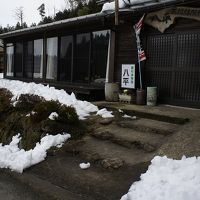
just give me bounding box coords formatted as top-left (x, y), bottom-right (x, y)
top-left (0, 133), bottom-right (71, 173)
top-left (121, 156), bottom-right (200, 200)
top-left (0, 75), bottom-right (112, 119)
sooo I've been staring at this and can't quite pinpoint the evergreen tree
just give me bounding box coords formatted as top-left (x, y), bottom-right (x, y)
top-left (38, 3), bottom-right (46, 19)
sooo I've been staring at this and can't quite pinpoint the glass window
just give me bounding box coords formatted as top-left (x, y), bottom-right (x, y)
top-left (73, 33), bottom-right (90, 83)
top-left (24, 41), bottom-right (33, 78)
top-left (46, 37), bottom-right (58, 80)
top-left (34, 39), bottom-right (43, 79)
top-left (15, 42), bottom-right (23, 77)
top-left (91, 30), bottom-right (110, 84)
top-left (59, 36), bottom-right (73, 82)
top-left (6, 43), bottom-right (14, 76)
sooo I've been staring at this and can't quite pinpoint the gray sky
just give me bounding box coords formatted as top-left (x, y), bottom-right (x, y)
top-left (0, 0), bottom-right (67, 27)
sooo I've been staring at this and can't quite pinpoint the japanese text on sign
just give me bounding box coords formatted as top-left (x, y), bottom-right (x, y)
top-left (121, 64), bottom-right (135, 89)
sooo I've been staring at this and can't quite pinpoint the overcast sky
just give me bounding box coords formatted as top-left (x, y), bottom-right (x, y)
top-left (0, 0), bottom-right (67, 27)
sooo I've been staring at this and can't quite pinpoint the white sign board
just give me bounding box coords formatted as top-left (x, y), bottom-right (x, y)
top-left (121, 64), bottom-right (135, 89)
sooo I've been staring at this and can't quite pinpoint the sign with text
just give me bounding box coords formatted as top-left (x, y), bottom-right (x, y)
top-left (145, 7), bottom-right (200, 33)
top-left (121, 64), bottom-right (135, 89)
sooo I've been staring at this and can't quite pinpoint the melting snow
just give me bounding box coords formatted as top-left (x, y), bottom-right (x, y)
top-left (0, 133), bottom-right (71, 173)
top-left (122, 114), bottom-right (137, 119)
top-left (0, 78), bottom-right (98, 120)
top-left (79, 162), bottom-right (91, 170)
top-left (96, 108), bottom-right (114, 118)
top-left (121, 156), bottom-right (200, 200)
top-left (49, 112), bottom-right (59, 120)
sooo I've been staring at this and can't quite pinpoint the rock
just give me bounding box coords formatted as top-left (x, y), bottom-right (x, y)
top-left (91, 131), bottom-right (113, 140)
top-left (143, 143), bottom-right (157, 152)
top-left (101, 158), bottom-right (124, 169)
top-left (99, 118), bottom-right (113, 125)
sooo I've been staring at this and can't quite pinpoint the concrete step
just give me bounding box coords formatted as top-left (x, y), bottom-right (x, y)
top-left (80, 136), bottom-right (155, 167)
top-left (27, 153), bottom-right (149, 200)
top-left (90, 124), bottom-right (165, 152)
top-left (117, 118), bottom-right (180, 135)
top-left (93, 101), bottom-right (192, 124)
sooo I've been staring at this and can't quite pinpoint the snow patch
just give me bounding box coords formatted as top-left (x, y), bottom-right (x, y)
top-left (79, 162), bottom-right (90, 170)
top-left (0, 133), bottom-right (71, 173)
top-left (102, 0), bottom-right (154, 12)
top-left (96, 108), bottom-right (114, 118)
top-left (49, 112), bottom-right (59, 120)
top-left (0, 73), bottom-right (3, 79)
top-left (121, 156), bottom-right (200, 200)
top-left (122, 114), bottom-right (137, 119)
top-left (0, 79), bottom-right (98, 120)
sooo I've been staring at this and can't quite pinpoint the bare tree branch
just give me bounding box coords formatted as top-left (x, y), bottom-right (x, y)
top-left (14, 6), bottom-right (24, 26)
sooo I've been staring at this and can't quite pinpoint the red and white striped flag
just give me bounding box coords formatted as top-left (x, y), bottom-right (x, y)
top-left (134, 14), bottom-right (145, 35)
top-left (134, 14), bottom-right (146, 62)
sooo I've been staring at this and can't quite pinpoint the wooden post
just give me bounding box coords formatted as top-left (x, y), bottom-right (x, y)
top-left (115, 0), bottom-right (119, 26)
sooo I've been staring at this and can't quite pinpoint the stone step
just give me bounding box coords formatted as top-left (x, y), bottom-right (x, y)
top-left (27, 153), bottom-right (149, 200)
top-left (90, 124), bottom-right (165, 152)
top-left (117, 118), bottom-right (180, 135)
top-left (80, 136), bottom-right (155, 167)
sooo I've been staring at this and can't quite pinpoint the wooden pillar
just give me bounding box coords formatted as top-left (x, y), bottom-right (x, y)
top-left (115, 0), bottom-right (119, 26)
top-left (106, 30), bottom-right (115, 83)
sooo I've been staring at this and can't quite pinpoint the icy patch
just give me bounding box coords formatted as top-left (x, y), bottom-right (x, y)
top-left (0, 133), bottom-right (71, 173)
top-left (121, 156), bottom-right (200, 200)
top-left (79, 162), bottom-right (90, 170)
top-left (0, 79), bottom-right (98, 119)
top-left (122, 114), bottom-right (137, 119)
top-left (49, 112), bottom-right (59, 120)
top-left (97, 108), bottom-right (114, 118)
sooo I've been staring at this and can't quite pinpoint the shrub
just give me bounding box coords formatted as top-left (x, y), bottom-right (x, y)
top-left (57, 106), bottom-right (79, 124)
top-left (31, 100), bottom-right (61, 122)
top-left (15, 94), bottom-right (44, 112)
top-left (0, 88), bottom-right (13, 113)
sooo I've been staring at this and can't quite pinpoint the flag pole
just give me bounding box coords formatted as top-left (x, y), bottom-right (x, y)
top-left (137, 51), bottom-right (143, 89)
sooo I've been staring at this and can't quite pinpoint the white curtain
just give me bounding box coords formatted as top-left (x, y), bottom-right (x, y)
top-left (6, 44), bottom-right (14, 76)
top-left (46, 37), bottom-right (58, 80)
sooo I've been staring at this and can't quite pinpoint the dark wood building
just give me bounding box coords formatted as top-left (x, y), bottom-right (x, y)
top-left (0, 0), bottom-right (200, 108)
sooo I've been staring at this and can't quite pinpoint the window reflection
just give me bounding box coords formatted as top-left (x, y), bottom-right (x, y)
top-left (34, 39), bottom-right (43, 78)
top-left (46, 37), bottom-right (58, 80)
top-left (59, 36), bottom-right (73, 81)
top-left (92, 30), bottom-right (110, 84)
top-left (24, 41), bottom-right (33, 78)
top-left (73, 33), bottom-right (90, 83)
top-left (15, 42), bottom-right (23, 77)
top-left (6, 43), bottom-right (14, 77)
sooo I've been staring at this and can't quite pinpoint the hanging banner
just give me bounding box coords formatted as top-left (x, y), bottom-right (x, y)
top-left (134, 14), bottom-right (146, 62)
top-left (121, 64), bottom-right (135, 89)
top-left (145, 7), bottom-right (200, 33)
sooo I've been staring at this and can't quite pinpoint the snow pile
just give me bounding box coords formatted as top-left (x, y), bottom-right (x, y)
top-left (0, 73), bottom-right (3, 79)
top-left (79, 162), bottom-right (91, 170)
top-left (102, 0), bottom-right (155, 12)
top-left (0, 79), bottom-right (98, 120)
top-left (121, 156), bottom-right (200, 200)
top-left (97, 108), bottom-right (114, 118)
top-left (49, 112), bottom-right (59, 120)
top-left (0, 133), bottom-right (71, 173)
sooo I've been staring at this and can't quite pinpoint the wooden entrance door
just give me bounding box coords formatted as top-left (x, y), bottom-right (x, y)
top-left (144, 31), bottom-right (200, 108)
